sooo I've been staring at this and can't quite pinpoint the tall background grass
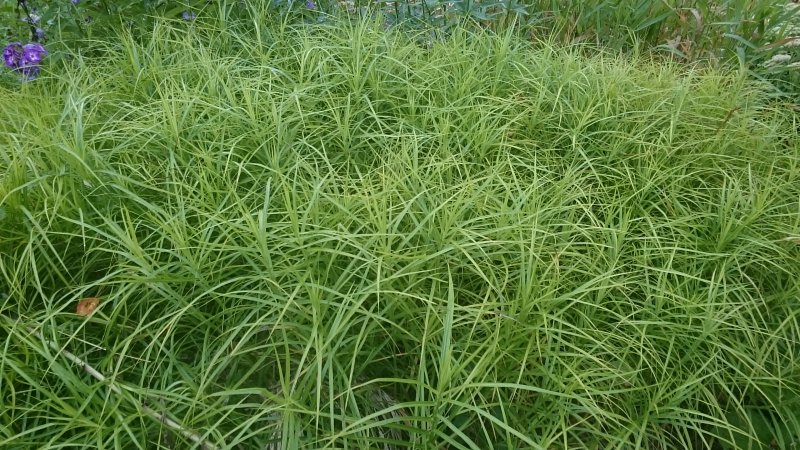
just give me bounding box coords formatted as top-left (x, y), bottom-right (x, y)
top-left (353, 0), bottom-right (800, 97)
top-left (2, 14), bottom-right (800, 448)
top-left (2, 0), bottom-right (800, 96)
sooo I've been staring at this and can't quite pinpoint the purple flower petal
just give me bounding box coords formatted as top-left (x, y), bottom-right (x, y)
top-left (19, 64), bottom-right (41, 80)
top-left (22, 42), bottom-right (47, 65)
top-left (3, 42), bottom-right (24, 69)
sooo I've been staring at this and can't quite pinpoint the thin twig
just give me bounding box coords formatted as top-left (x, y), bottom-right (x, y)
top-left (16, 319), bottom-right (221, 450)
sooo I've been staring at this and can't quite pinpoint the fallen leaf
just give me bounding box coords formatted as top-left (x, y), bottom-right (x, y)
top-left (77, 297), bottom-right (101, 316)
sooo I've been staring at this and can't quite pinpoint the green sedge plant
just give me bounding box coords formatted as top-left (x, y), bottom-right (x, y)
top-left (1, 12), bottom-right (799, 448)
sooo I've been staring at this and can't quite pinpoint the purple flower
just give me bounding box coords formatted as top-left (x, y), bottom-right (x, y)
top-left (182, 11), bottom-right (197, 21)
top-left (305, 0), bottom-right (316, 9)
top-left (3, 42), bottom-right (23, 69)
top-left (22, 43), bottom-right (47, 65)
top-left (71, 0), bottom-right (80, 4)
top-left (35, 28), bottom-right (45, 41)
top-left (3, 41), bottom-right (47, 81)
top-left (19, 64), bottom-right (41, 80)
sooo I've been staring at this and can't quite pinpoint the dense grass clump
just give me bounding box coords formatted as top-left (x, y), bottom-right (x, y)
top-left (1, 17), bottom-right (799, 449)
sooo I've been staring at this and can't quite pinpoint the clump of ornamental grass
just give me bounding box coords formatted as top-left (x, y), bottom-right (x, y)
top-left (1, 13), bottom-right (799, 450)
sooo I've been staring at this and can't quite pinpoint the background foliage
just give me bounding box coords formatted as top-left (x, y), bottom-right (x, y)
top-left (2, 0), bottom-right (800, 96)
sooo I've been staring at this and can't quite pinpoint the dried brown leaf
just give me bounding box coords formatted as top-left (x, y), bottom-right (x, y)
top-left (77, 297), bottom-right (101, 316)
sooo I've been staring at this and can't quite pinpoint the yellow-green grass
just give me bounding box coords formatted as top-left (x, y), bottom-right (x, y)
top-left (1, 15), bottom-right (799, 449)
